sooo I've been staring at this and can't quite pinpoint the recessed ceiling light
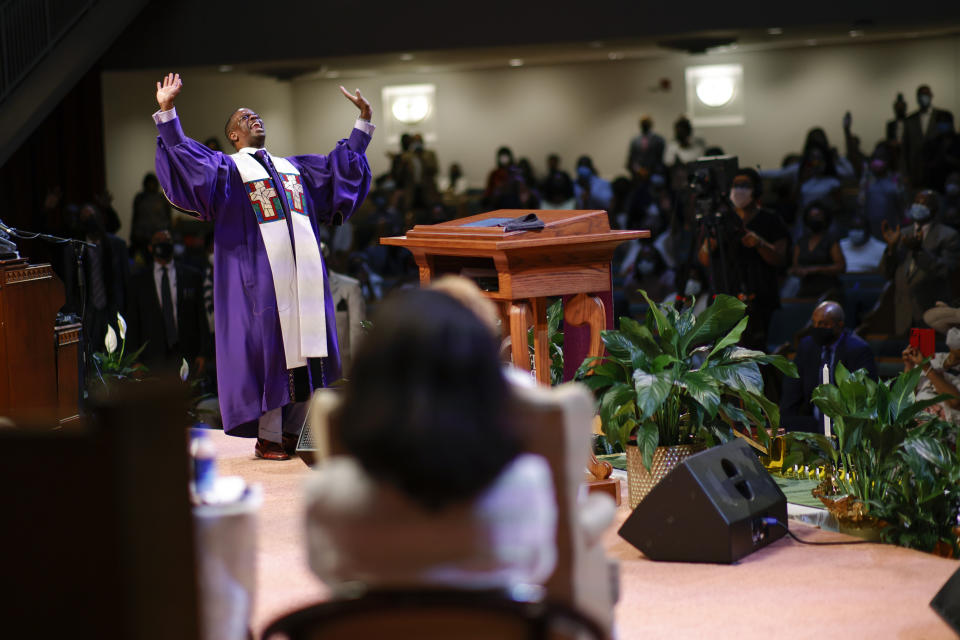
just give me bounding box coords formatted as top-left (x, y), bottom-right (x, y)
top-left (589, 41), bottom-right (604, 48)
top-left (767, 27), bottom-right (783, 35)
top-left (326, 71), bottom-right (340, 78)
top-left (400, 53), bottom-right (415, 61)
top-left (849, 29), bottom-right (864, 37)
top-left (218, 65), bottom-right (233, 73)
top-left (608, 52), bottom-right (624, 60)
top-left (509, 58), bottom-right (524, 67)
top-left (806, 39), bottom-right (818, 46)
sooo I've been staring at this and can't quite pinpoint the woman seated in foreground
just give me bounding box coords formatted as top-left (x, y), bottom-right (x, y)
top-left (304, 288), bottom-right (557, 590)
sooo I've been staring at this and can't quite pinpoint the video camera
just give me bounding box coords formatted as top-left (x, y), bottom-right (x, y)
top-left (687, 154), bottom-right (740, 230)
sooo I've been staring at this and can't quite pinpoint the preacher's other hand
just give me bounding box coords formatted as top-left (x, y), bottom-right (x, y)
top-left (339, 85), bottom-right (372, 121)
top-left (156, 73), bottom-right (182, 111)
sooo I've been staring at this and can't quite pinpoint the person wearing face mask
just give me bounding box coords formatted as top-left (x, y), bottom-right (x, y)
top-left (858, 144), bottom-right (905, 239)
top-left (126, 229), bottom-right (210, 378)
top-left (698, 168), bottom-right (789, 350)
top-left (780, 301), bottom-right (878, 433)
top-left (882, 190), bottom-right (960, 336)
top-left (623, 240), bottom-right (673, 305)
top-left (903, 84), bottom-right (955, 189)
top-left (790, 202), bottom-right (845, 299)
top-left (839, 215), bottom-right (887, 273)
top-left (483, 146), bottom-right (517, 208)
top-left (902, 303), bottom-right (960, 423)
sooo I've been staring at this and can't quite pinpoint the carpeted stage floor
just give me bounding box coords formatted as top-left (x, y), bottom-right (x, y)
top-left (210, 430), bottom-right (960, 639)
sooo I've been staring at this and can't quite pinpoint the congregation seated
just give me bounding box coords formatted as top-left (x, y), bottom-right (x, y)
top-left (839, 215), bottom-right (886, 273)
top-left (780, 301), bottom-right (878, 432)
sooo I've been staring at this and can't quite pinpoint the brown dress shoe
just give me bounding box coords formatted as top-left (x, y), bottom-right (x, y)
top-left (255, 438), bottom-right (291, 461)
top-left (281, 433), bottom-right (300, 457)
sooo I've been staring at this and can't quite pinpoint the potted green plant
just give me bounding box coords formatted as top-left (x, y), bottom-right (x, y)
top-left (788, 363), bottom-right (960, 553)
top-left (577, 291), bottom-right (797, 508)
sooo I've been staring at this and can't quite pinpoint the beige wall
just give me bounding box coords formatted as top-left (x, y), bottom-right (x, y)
top-left (102, 35), bottom-right (960, 238)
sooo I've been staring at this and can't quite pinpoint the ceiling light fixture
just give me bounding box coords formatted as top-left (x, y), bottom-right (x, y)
top-left (218, 65), bottom-right (233, 73)
top-left (400, 53), bottom-right (415, 61)
top-left (849, 29), bottom-right (864, 37)
top-left (767, 27), bottom-right (783, 35)
top-left (509, 58), bottom-right (524, 67)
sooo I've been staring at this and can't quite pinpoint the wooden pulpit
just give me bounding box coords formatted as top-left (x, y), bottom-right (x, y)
top-left (381, 209), bottom-right (647, 384)
top-left (0, 258), bottom-right (77, 425)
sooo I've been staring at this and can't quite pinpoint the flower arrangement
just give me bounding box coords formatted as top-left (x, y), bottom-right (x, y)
top-left (90, 312), bottom-right (148, 389)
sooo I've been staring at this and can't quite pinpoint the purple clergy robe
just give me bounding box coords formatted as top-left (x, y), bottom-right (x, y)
top-left (155, 115), bottom-right (372, 436)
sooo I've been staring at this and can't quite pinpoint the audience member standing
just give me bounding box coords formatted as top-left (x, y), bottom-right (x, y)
top-left (790, 202), bottom-right (845, 299)
top-left (903, 85), bottom-right (955, 188)
top-left (882, 190), bottom-right (960, 335)
top-left (126, 230), bottom-right (210, 375)
top-left (397, 134), bottom-right (439, 217)
top-left (839, 216), bottom-right (886, 273)
top-left (698, 169), bottom-right (789, 350)
top-left (540, 154), bottom-right (575, 209)
top-left (131, 173), bottom-right (172, 262)
top-left (859, 146), bottom-right (905, 239)
top-left (663, 116), bottom-right (706, 168)
top-left (484, 146), bottom-right (516, 207)
top-left (885, 92), bottom-right (909, 172)
top-left (626, 116), bottom-right (665, 178)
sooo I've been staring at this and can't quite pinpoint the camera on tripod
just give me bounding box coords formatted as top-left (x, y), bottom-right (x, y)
top-left (688, 154), bottom-right (740, 232)
top-left (686, 155), bottom-right (747, 298)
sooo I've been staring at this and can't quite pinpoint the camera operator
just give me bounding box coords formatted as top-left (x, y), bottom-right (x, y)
top-left (698, 168), bottom-right (789, 350)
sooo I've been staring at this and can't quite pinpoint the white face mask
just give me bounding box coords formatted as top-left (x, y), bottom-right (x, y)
top-left (730, 187), bottom-right (753, 209)
top-left (684, 279), bottom-right (703, 298)
top-left (947, 327), bottom-right (960, 351)
top-left (637, 259), bottom-right (656, 275)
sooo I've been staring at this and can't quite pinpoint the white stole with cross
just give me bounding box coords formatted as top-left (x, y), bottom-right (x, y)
top-left (231, 150), bottom-right (327, 369)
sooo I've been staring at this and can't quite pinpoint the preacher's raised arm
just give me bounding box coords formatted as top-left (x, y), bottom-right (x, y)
top-left (156, 73), bottom-right (182, 112)
top-left (339, 85), bottom-right (372, 121)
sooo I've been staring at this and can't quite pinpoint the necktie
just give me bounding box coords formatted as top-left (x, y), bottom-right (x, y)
top-left (161, 265), bottom-right (177, 348)
top-left (85, 245), bottom-right (107, 310)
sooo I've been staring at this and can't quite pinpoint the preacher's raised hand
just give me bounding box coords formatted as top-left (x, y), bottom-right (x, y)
top-left (156, 73), bottom-right (182, 111)
top-left (339, 85), bottom-right (372, 121)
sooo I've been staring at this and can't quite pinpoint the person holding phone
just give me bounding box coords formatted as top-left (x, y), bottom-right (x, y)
top-left (904, 305), bottom-right (960, 422)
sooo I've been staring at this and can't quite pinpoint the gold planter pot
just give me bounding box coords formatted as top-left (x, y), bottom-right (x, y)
top-left (626, 443), bottom-right (704, 509)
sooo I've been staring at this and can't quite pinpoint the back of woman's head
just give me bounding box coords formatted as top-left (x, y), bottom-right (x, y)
top-left (337, 288), bottom-right (519, 511)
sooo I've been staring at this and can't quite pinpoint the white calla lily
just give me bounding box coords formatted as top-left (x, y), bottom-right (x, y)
top-left (180, 358), bottom-right (189, 382)
top-left (105, 325), bottom-right (118, 354)
top-left (116, 312), bottom-right (127, 340)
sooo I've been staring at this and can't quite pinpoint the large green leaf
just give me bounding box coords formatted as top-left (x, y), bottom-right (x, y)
top-left (637, 290), bottom-right (678, 357)
top-left (706, 361), bottom-right (763, 396)
top-left (637, 421), bottom-right (660, 471)
top-left (680, 370), bottom-right (722, 418)
top-left (618, 316), bottom-right (662, 359)
top-left (811, 383), bottom-right (846, 419)
top-left (888, 366), bottom-right (924, 424)
top-left (706, 316), bottom-right (749, 361)
top-left (678, 294), bottom-right (746, 353)
top-left (633, 370), bottom-right (674, 420)
top-left (902, 436), bottom-right (955, 471)
top-left (601, 330), bottom-right (643, 366)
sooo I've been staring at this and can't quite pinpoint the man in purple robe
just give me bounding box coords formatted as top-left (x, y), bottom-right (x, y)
top-left (153, 73), bottom-right (373, 460)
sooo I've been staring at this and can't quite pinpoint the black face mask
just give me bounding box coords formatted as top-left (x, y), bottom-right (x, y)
top-left (810, 326), bottom-right (838, 346)
top-left (153, 242), bottom-right (174, 260)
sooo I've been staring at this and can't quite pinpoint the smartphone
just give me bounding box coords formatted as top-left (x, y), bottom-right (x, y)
top-left (910, 328), bottom-right (936, 358)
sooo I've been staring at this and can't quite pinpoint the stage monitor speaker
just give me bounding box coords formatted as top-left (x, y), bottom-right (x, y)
top-left (618, 439), bottom-right (787, 564)
top-left (931, 565), bottom-right (960, 634)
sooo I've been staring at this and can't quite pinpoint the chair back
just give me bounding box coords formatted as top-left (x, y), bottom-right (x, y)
top-left (261, 588), bottom-right (605, 640)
